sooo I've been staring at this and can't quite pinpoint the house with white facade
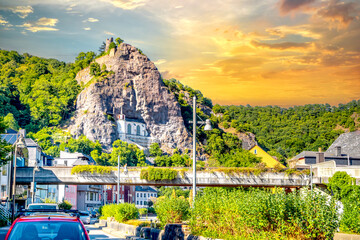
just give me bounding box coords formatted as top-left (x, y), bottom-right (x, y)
top-left (135, 186), bottom-right (157, 208)
top-left (54, 151), bottom-right (101, 211)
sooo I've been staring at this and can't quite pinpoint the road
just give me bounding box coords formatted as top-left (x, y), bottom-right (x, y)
top-left (86, 225), bottom-right (125, 240)
top-left (0, 223), bottom-right (125, 240)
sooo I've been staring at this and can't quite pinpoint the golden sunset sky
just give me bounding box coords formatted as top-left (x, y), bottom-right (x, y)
top-left (0, 0), bottom-right (359, 106)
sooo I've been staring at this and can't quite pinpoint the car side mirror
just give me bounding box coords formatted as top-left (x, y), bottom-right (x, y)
top-left (87, 229), bottom-right (90, 233)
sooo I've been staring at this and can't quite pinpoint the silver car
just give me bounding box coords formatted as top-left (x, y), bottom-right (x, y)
top-left (79, 211), bottom-right (91, 224)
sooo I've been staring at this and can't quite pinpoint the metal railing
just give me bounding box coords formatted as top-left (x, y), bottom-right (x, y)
top-left (0, 204), bottom-right (11, 225)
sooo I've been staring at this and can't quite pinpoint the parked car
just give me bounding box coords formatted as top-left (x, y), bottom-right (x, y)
top-left (5, 213), bottom-right (90, 240)
top-left (79, 211), bottom-right (91, 224)
top-left (90, 209), bottom-right (100, 218)
top-left (27, 203), bottom-right (59, 210)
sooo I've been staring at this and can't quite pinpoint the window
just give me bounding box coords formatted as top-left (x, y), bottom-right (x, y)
top-left (137, 201), bottom-right (139, 205)
top-left (137, 193), bottom-right (139, 197)
top-left (2, 167), bottom-right (7, 176)
top-left (136, 125), bottom-right (140, 135)
top-left (254, 149), bottom-right (257, 154)
top-left (127, 124), bottom-right (131, 134)
top-left (140, 193), bottom-right (142, 197)
top-left (140, 201), bottom-right (142, 205)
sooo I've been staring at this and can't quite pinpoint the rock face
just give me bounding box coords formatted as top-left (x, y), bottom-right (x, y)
top-left (69, 42), bottom-right (191, 152)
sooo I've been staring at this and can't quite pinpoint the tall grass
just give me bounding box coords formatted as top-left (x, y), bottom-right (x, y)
top-left (190, 188), bottom-right (338, 240)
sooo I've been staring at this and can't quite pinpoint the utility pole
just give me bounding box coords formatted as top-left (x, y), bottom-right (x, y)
top-left (117, 155), bottom-right (120, 204)
top-left (192, 96), bottom-right (197, 202)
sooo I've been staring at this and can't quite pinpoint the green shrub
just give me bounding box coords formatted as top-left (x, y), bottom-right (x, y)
top-left (155, 196), bottom-right (190, 226)
top-left (140, 167), bottom-right (177, 181)
top-left (327, 171), bottom-right (356, 200)
top-left (71, 165), bottom-right (113, 175)
top-left (58, 200), bottom-right (72, 210)
top-left (42, 198), bottom-right (56, 203)
top-left (147, 207), bottom-right (156, 214)
top-left (139, 208), bottom-right (148, 215)
top-left (340, 187), bottom-right (360, 234)
top-left (190, 188), bottom-right (338, 240)
top-left (90, 62), bottom-right (101, 76)
top-left (100, 203), bottom-right (139, 222)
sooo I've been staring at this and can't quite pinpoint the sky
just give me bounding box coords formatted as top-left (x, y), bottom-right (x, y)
top-left (0, 0), bottom-right (359, 107)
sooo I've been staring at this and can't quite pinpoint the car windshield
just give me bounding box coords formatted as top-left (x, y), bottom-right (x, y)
top-left (28, 205), bottom-right (57, 210)
top-left (79, 212), bottom-right (89, 216)
top-left (7, 221), bottom-right (87, 240)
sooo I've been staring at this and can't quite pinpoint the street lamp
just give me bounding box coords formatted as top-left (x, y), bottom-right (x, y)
top-left (190, 96), bottom-right (212, 203)
top-left (117, 154), bottom-right (128, 204)
top-left (12, 134), bottom-right (26, 222)
top-left (31, 164), bottom-right (40, 203)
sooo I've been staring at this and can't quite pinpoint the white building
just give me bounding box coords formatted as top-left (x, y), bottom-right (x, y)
top-left (116, 110), bottom-right (152, 149)
top-left (54, 151), bottom-right (101, 211)
top-left (135, 186), bottom-right (157, 208)
top-left (54, 151), bottom-right (95, 166)
top-left (0, 129), bottom-right (52, 201)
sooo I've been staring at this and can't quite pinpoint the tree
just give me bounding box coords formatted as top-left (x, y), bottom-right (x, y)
top-left (4, 113), bottom-right (19, 130)
top-left (327, 171), bottom-right (355, 200)
top-left (0, 117), bottom-right (11, 166)
top-left (89, 62), bottom-right (101, 76)
top-left (115, 37), bottom-right (124, 45)
top-left (99, 41), bottom-right (106, 53)
top-left (149, 143), bottom-right (162, 157)
top-left (110, 140), bottom-right (146, 166)
top-left (108, 42), bottom-right (116, 51)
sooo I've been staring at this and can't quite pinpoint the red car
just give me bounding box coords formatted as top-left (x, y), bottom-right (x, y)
top-left (5, 214), bottom-right (90, 240)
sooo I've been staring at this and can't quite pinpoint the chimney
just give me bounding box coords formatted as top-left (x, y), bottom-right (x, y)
top-left (19, 129), bottom-right (26, 137)
top-left (316, 152), bottom-right (325, 163)
top-left (335, 146), bottom-right (341, 157)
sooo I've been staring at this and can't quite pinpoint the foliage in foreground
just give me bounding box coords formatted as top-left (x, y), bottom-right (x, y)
top-left (101, 203), bottom-right (139, 222)
top-left (190, 188), bottom-right (339, 240)
top-left (157, 186), bottom-right (190, 199)
top-left (154, 194), bottom-right (190, 227)
top-left (327, 172), bottom-right (360, 234)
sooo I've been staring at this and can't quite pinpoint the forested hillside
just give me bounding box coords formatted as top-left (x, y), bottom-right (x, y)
top-left (211, 101), bottom-right (360, 160)
top-left (0, 49), bottom-right (97, 132)
top-left (1, 48), bottom-right (359, 167)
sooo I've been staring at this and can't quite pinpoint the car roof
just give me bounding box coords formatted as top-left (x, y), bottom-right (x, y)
top-left (17, 215), bottom-right (80, 222)
top-left (28, 203), bottom-right (58, 206)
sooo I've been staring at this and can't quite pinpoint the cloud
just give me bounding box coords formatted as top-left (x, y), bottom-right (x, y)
top-left (251, 40), bottom-right (312, 50)
top-left (100, 0), bottom-right (148, 9)
top-left (84, 17), bottom-right (99, 22)
top-left (19, 17), bottom-right (59, 32)
top-left (104, 31), bottom-right (115, 35)
top-left (316, 0), bottom-right (359, 28)
top-left (84, 27), bottom-right (91, 30)
top-left (154, 59), bottom-right (167, 65)
top-left (0, 15), bottom-right (12, 27)
top-left (7, 6), bottom-right (33, 18)
top-left (36, 17), bottom-right (58, 26)
top-left (278, 0), bottom-right (316, 15)
top-left (266, 25), bottom-right (322, 39)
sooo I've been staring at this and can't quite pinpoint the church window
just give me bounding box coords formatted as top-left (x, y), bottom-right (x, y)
top-left (136, 125), bottom-right (140, 135)
top-left (127, 124), bottom-right (131, 134)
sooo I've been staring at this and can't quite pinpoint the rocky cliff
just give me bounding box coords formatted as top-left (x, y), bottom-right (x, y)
top-left (68, 41), bottom-right (191, 152)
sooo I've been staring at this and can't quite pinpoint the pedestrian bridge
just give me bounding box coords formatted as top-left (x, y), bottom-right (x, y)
top-left (15, 167), bottom-right (312, 188)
